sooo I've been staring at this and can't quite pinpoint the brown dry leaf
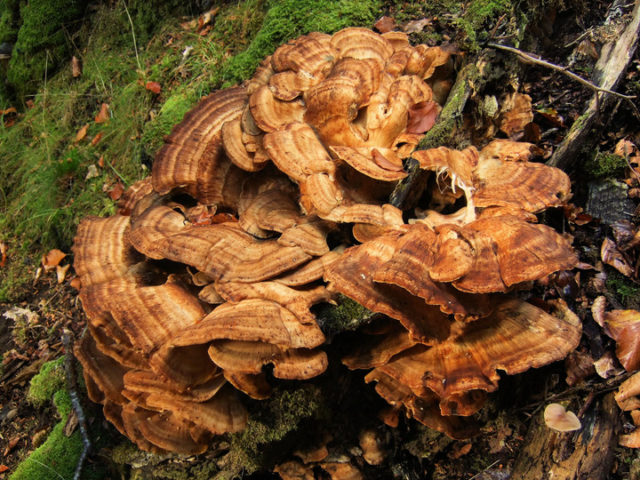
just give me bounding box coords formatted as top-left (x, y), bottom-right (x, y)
top-left (450, 442), bottom-right (472, 459)
top-left (374, 16), bottom-right (396, 33)
top-left (57, 264), bottom-right (71, 284)
top-left (615, 139), bottom-right (637, 158)
top-left (75, 124), bottom-right (89, 142)
top-left (3, 435), bottom-right (20, 456)
top-left (95, 103), bottom-right (110, 123)
top-left (564, 349), bottom-right (595, 386)
top-left (69, 276), bottom-right (82, 290)
top-left (42, 249), bottom-right (67, 271)
top-left (499, 93), bottom-right (534, 138)
top-left (145, 81), bottom-right (162, 94)
top-left (406, 101), bottom-right (440, 134)
top-left (63, 410), bottom-right (79, 436)
top-left (25, 99), bottom-right (35, 109)
top-left (71, 56), bottom-right (82, 78)
top-left (0, 107), bottom-right (17, 115)
top-left (108, 182), bottom-right (125, 201)
top-left (0, 465), bottom-right (9, 473)
top-left (403, 17), bottom-right (432, 33)
top-left (0, 241), bottom-right (7, 267)
top-left (98, 156), bottom-right (105, 168)
top-left (591, 295), bottom-right (607, 327)
top-left (90, 132), bottom-right (103, 146)
top-left (601, 237), bottom-right (634, 277)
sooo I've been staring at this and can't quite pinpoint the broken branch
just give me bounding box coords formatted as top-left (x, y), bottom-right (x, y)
top-left (486, 42), bottom-right (636, 103)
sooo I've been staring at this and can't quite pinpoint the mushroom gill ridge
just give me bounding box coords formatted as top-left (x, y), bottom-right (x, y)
top-left (73, 27), bottom-right (580, 454)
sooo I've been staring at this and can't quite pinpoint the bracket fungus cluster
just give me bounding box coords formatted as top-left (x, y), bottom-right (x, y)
top-left (73, 27), bottom-right (581, 454)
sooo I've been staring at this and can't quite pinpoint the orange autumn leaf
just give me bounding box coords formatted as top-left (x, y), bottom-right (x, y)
top-left (71, 55), bottom-right (82, 78)
top-left (42, 249), bottom-right (67, 271)
top-left (95, 103), bottom-right (110, 123)
top-left (91, 132), bottom-right (104, 146)
top-left (0, 242), bottom-right (7, 268)
top-left (0, 107), bottom-right (17, 115)
top-left (75, 124), bottom-right (89, 142)
top-left (145, 81), bottom-right (162, 94)
top-left (108, 182), bottom-right (125, 201)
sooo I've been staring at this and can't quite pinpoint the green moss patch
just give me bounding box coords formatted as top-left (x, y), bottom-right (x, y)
top-left (27, 357), bottom-right (66, 407)
top-left (219, 0), bottom-right (381, 86)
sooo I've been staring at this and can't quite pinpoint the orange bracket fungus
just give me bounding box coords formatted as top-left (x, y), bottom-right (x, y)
top-left (73, 27), bottom-right (581, 456)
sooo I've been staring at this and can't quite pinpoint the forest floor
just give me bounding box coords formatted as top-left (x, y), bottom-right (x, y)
top-left (1, 1), bottom-right (640, 479)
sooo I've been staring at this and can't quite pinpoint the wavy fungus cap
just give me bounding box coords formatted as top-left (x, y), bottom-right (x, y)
top-left (73, 27), bottom-right (579, 455)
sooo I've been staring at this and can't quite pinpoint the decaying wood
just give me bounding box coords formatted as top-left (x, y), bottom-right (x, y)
top-left (547, 0), bottom-right (640, 170)
top-left (390, 61), bottom-right (482, 209)
top-left (511, 393), bottom-right (620, 480)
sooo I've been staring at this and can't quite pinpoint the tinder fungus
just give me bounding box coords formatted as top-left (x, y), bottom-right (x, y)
top-left (73, 27), bottom-right (580, 455)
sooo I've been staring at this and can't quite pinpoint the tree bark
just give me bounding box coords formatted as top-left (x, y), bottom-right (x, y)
top-left (511, 393), bottom-right (621, 480)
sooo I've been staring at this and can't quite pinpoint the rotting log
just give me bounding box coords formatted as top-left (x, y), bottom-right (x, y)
top-left (511, 393), bottom-right (620, 480)
top-left (547, 0), bottom-right (640, 171)
top-left (390, 60), bottom-right (482, 210)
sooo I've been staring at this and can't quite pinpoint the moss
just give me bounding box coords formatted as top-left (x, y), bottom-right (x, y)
top-left (418, 63), bottom-right (480, 150)
top-left (11, 364), bottom-right (106, 480)
top-left (7, 0), bottom-right (87, 101)
top-left (606, 270), bottom-right (640, 310)
top-left (316, 293), bottom-right (373, 339)
top-left (228, 384), bottom-right (326, 473)
top-left (141, 91), bottom-right (196, 156)
top-left (0, 0), bottom-right (22, 44)
top-left (585, 151), bottom-right (628, 179)
top-left (219, 0), bottom-right (382, 86)
top-left (27, 357), bottom-right (66, 407)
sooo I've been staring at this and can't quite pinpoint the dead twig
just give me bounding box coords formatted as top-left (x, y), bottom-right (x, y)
top-left (62, 329), bottom-right (91, 480)
top-left (487, 42), bottom-right (637, 105)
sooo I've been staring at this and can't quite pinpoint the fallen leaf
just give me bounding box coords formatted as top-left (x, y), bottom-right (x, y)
top-left (57, 264), bottom-right (70, 284)
top-left (33, 266), bottom-right (42, 284)
top-left (90, 132), bottom-right (103, 146)
top-left (594, 351), bottom-right (622, 379)
top-left (199, 24), bottom-right (212, 36)
top-left (108, 182), bottom-right (125, 201)
top-left (374, 16), bottom-right (396, 33)
top-left (564, 349), bottom-right (595, 386)
top-left (98, 156), bottom-right (105, 168)
top-left (406, 101), bottom-right (440, 134)
top-left (25, 99), bottom-right (35, 109)
top-left (601, 237), bottom-right (634, 277)
top-left (449, 442), bottom-right (472, 459)
top-left (499, 93), bottom-right (534, 138)
top-left (64, 410), bottom-right (78, 437)
top-left (0, 464), bottom-right (8, 473)
top-left (544, 403), bottom-right (581, 432)
top-left (591, 295), bottom-right (607, 327)
top-left (95, 103), bottom-right (110, 123)
top-left (145, 81), bottom-right (162, 94)
top-left (42, 249), bottom-right (67, 271)
top-left (615, 139), bottom-right (637, 158)
top-left (3, 436), bottom-right (20, 456)
top-left (71, 56), bottom-right (82, 78)
top-left (0, 242), bottom-right (7, 268)
top-left (403, 17), bottom-right (432, 34)
top-left (86, 164), bottom-right (99, 180)
top-left (603, 309), bottom-right (640, 371)
top-left (70, 276), bottom-right (82, 290)
top-left (75, 124), bottom-right (89, 142)
top-left (0, 107), bottom-right (16, 115)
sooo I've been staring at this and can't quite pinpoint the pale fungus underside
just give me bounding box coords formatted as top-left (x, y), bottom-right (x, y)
top-left (73, 27), bottom-right (580, 455)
